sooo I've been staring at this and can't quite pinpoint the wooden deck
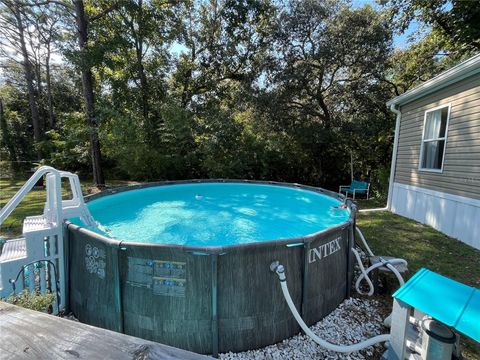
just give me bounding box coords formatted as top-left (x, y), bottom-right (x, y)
top-left (0, 302), bottom-right (213, 360)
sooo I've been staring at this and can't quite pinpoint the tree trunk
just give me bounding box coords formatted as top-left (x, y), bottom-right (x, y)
top-left (136, 44), bottom-right (149, 122)
top-left (13, 5), bottom-right (42, 152)
top-left (181, 36), bottom-right (195, 108)
top-left (135, 0), bottom-right (149, 122)
top-left (34, 56), bottom-right (45, 134)
top-left (35, 62), bottom-right (42, 99)
top-left (73, 0), bottom-right (105, 186)
top-left (45, 43), bottom-right (55, 129)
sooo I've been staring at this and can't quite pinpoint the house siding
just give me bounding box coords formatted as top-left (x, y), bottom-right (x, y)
top-left (390, 71), bottom-right (480, 249)
top-left (395, 72), bottom-right (480, 200)
top-left (390, 182), bottom-right (480, 249)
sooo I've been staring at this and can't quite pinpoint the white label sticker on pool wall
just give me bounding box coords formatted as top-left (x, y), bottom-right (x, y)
top-left (85, 243), bottom-right (106, 279)
top-left (126, 257), bottom-right (187, 297)
top-left (308, 237), bottom-right (342, 264)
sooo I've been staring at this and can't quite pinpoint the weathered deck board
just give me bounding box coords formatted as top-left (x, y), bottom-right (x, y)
top-left (0, 302), bottom-right (212, 360)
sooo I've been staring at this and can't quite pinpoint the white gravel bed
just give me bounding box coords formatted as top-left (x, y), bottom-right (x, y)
top-left (220, 297), bottom-right (388, 360)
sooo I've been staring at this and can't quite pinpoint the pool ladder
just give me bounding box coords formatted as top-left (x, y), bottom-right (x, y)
top-left (0, 166), bottom-right (97, 313)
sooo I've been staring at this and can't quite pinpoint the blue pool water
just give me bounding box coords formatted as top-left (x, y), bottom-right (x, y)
top-left (75, 183), bottom-right (350, 246)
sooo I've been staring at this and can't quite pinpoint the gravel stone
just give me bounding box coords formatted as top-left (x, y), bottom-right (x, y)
top-left (219, 297), bottom-right (388, 360)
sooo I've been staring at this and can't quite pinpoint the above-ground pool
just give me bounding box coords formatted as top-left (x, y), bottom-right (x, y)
top-left (66, 181), bottom-right (356, 355)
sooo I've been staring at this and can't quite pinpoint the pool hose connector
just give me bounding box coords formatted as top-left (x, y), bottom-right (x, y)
top-left (270, 261), bottom-right (390, 353)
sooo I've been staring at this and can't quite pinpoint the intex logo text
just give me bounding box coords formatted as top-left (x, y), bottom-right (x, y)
top-left (308, 237), bottom-right (341, 263)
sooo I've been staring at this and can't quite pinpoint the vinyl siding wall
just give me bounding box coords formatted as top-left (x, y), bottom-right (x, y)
top-left (395, 72), bottom-right (480, 199)
top-left (390, 72), bottom-right (480, 249)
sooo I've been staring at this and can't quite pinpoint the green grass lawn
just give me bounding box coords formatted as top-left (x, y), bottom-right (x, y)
top-left (356, 200), bottom-right (480, 359)
top-left (1, 180), bottom-right (479, 358)
top-left (0, 178), bottom-right (137, 238)
top-left (0, 179), bottom-right (48, 237)
top-left (356, 204), bottom-right (480, 288)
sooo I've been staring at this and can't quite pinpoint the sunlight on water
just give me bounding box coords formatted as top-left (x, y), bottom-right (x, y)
top-left (75, 183), bottom-right (350, 246)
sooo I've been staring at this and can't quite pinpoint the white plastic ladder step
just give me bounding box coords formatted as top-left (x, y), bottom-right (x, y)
top-left (0, 238), bottom-right (27, 263)
top-left (23, 215), bottom-right (54, 235)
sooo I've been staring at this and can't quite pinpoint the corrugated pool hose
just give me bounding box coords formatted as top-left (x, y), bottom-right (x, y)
top-left (352, 247), bottom-right (406, 296)
top-left (353, 227), bottom-right (407, 312)
top-left (270, 227), bottom-right (408, 353)
top-left (271, 262), bottom-right (390, 353)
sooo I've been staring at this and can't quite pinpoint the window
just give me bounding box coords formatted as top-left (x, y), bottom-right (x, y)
top-left (419, 105), bottom-right (450, 172)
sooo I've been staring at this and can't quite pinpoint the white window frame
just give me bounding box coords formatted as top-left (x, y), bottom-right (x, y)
top-left (418, 103), bottom-right (451, 173)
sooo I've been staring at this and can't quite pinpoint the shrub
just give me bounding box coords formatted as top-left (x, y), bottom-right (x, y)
top-left (5, 290), bottom-right (55, 313)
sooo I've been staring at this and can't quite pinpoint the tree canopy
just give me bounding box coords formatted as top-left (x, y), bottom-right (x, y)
top-left (0, 0), bottom-right (478, 195)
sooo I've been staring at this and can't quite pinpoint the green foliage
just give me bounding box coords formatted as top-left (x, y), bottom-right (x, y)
top-left (0, 82), bottom-right (36, 169)
top-left (37, 112), bottom-right (91, 174)
top-left (384, 0), bottom-right (480, 53)
top-left (5, 290), bottom-right (55, 313)
top-left (1, 0), bottom-right (474, 198)
top-left (382, 0), bottom-right (479, 95)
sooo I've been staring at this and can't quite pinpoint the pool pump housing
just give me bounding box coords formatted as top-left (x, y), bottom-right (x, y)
top-left (419, 319), bottom-right (456, 360)
top-left (384, 308), bottom-right (459, 360)
top-left (385, 268), bottom-right (480, 360)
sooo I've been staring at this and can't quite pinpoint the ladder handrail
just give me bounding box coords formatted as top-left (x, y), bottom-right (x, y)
top-left (0, 165), bottom-right (92, 314)
top-left (1, 166), bottom-right (98, 231)
top-left (0, 166), bottom-right (61, 226)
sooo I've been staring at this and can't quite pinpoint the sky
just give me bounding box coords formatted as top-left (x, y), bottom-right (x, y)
top-left (352, 0), bottom-right (426, 49)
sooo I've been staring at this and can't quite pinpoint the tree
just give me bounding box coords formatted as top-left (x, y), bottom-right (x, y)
top-left (0, 0), bottom-right (43, 152)
top-left (380, 0), bottom-right (479, 95)
top-left (254, 1), bottom-right (393, 186)
top-left (71, 0), bottom-right (105, 186)
top-left (173, 0), bottom-right (275, 109)
top-left (385, 0), bottom-right (480, 52)
top-left (33, 3), bottom-right (62, 129)
top-left (0, 96), bottom-right (17, 162)
top-left (0, 0), bottom-right (404, 196)
top-left (94, 0), bottom-right (179, 146)
top-left (17, 0), bottom-right (117, 185)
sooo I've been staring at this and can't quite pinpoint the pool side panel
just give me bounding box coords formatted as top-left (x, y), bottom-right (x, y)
top-left (69, 226), bottom-right (120, 332)
top-left (120, 245), bottom-right (213, 354)
top-left (217, 241), bottom-right (303, 353)
top-left (302, 226), bottom-right (350, 325)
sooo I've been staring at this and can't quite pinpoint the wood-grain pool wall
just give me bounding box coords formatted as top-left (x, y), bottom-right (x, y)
top-left (66, 181), bottom-right (356, 356)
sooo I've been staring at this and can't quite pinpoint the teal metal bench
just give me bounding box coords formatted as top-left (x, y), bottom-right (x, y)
top-left (339, 180), bottom-right (370, 200)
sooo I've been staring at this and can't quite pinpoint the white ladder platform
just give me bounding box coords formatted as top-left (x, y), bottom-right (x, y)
top-left (0, 238), bottom-right (27, 263)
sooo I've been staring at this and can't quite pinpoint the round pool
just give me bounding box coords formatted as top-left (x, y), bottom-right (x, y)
top-left (82, 182), bottom-right (350, 246)
top-left (67, 181), bottom-right (356, 355)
